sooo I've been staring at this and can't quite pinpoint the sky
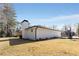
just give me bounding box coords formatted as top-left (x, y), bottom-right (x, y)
top-left (13, 3), bottom-right (79, 29)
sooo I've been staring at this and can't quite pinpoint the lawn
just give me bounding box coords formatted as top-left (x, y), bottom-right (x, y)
top-left (0, 37), bottom-right (79, 56)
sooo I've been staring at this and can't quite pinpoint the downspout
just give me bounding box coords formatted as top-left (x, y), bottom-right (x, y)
top-left (35, 27), bottom-right (38, 40)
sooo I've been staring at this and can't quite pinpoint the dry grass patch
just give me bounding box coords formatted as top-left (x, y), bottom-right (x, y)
top-left (0, 38), bottom-right (79, 56)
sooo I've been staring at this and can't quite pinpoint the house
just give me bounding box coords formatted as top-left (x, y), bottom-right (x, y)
top-left (21, 20), bottom-right (61, 40)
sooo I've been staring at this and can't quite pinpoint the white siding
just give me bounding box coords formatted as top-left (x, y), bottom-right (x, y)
top-left (21, 21), bottom-right (29, 30)
top-left (22, 27), bottom-right (61, 40)
top-left (54, 31), bottom-right (61, 37)
top-left (22, 28), bottom-right (36, 40)
top-left (36, 28), bottom-right (61, 40)
top-left (21, 21), bottom-right (30, 39)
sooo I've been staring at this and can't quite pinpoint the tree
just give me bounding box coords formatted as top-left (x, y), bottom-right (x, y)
top-left (67, 26), bottom-right (72, 39)
top-left (2, 3), bottom-right (16, 36)
top-left (77, 23), bottom-right (79, 36)
top-left (0, 23), bottom-right (4, 37)
top-left (62, 25), bottom-right (73, 39)
top-left (61, 25), bottom-right (68, 37)
top-left (52, 25), bottom-right (57, 30)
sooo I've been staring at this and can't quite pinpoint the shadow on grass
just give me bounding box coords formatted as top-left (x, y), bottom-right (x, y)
top-left (9, 37), bottom-right (79, 46)
top-left (9, 38), bottom-right (58, 46)
top-left (0, 37), bottom-right (78, 46)
top-left (9, 39), bottom-right (36, 46)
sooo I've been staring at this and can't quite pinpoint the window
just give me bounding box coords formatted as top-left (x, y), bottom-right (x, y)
top-left (31, 29), bottom-right (33, 32)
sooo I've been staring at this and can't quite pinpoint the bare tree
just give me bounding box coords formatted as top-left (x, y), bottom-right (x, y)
top-left (76, 23), bottom-right (79, 36)
top-left (2, 3), bottom-right (16, 36)
top-left (61, 25), bottom-right (73, 39)
top-left (52, 25), bottom-right (57, 30)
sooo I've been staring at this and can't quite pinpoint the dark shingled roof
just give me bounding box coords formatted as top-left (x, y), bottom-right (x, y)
top-left (21, 20), bottom-right (29, 23)
top-left (25, 25), bottom-right (61, 32)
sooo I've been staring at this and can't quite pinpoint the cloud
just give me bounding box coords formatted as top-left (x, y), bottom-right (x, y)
top-left (52, 14), bottom-right (79, 20)
top-left (30, 14), bottom-right (79, 26)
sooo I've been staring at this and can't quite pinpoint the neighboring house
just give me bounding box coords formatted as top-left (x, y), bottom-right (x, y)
top-left (21, 20), bottom-right (61, 40)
